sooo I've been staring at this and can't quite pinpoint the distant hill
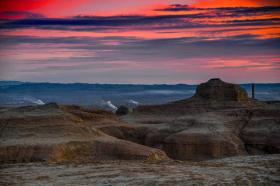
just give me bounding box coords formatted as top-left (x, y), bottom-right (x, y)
top-left (0, 81), bottom-right (24, 87)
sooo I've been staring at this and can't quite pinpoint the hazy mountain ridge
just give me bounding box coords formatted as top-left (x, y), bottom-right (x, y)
top-left (0, 81), bottom-right (194, 90)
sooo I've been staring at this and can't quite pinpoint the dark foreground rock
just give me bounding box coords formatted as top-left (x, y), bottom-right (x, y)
top-left (241, 109), bottom-right (280, 154)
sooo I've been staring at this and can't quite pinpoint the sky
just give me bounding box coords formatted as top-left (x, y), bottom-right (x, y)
top-left (0, 0), bottom-right (280, 84)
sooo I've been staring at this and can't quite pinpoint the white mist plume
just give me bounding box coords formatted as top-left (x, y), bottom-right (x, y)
top-left (101, 100), bottom-right (118, 113)
top-left (23, 96), bottom-right (45, 105)
top-left (126, 99), bottom-right (139, 108)
top-left (33, 99), bottom-right (45, 105)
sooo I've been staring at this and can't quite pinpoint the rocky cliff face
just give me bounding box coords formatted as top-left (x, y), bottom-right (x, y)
top-left (194, 78), bottom-right (249, 102)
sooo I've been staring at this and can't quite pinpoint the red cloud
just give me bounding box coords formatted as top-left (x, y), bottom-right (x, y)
top-left (0, 0), bottom-right (94, 18)
top-left (0, 0), bottom-right (55, 12)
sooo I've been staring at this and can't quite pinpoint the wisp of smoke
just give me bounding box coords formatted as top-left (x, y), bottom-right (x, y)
top-left (23, 96), bottom-right (45, 105)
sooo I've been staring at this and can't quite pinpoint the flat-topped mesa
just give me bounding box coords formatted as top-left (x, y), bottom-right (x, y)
top-left (194, 78), bottom-right (249, 102)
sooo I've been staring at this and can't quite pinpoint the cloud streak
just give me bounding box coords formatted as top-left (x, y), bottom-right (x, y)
top-left (1, 5), bottom-right (279, 34)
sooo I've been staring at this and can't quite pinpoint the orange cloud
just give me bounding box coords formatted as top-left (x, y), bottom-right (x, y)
top-left (194, 0), bottom-right (280, 8)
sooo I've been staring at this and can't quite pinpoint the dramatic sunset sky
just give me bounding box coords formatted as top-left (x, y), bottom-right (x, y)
top-left (0, 0), bottom-right (279, 83)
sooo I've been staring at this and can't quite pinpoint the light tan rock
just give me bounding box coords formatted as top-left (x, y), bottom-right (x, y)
top-left (0, 104), bottom-right (168, 163)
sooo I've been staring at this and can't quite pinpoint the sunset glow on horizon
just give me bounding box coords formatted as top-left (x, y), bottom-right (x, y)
top-left (0, 0), bottom-right (279, 83)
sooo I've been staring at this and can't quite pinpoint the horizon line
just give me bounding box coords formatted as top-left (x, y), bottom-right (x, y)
top-left (1, 79), bottom-right (280, 85)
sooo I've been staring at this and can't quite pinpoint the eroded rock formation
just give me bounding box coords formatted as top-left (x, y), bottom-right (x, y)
top-left (1, 78), bottom-right (279, 163)
top-left (0, 104), bottom-right (168, 163)
top-left (118, 78), bottom-right (280, 160)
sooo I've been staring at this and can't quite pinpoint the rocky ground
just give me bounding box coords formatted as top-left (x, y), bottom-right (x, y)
top-left (1, 154), bottom-right (279, 185)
